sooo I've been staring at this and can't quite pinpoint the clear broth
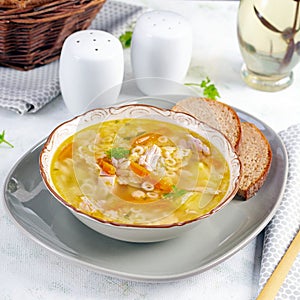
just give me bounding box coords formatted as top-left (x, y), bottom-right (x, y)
top-left (51, 118), bottom-right (230, 226)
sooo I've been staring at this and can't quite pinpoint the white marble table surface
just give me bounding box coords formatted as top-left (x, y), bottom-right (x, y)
top-left (1, 1), bottom-right (299, 299)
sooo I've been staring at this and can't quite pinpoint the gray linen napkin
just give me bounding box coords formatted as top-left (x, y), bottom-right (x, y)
top-left (0, 1), bottom-right (145, 115)
top-left (258, 123), bottom-right (300, 299)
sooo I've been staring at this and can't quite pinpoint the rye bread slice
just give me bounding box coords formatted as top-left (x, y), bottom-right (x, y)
top-left (172, 97), bottom-right (241, 151)
top-left (237, 122), bottom-right (272, 199)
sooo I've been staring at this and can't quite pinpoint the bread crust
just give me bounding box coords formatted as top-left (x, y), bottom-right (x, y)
top-left (237, 122), bottom-right (272, 199)
top-left (172, 97), bottom-right (242, 151)
top-left (172, 97), bottom-right (272, 200)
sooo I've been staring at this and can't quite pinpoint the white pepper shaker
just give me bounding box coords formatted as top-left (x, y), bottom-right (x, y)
top-left (131, 10), bottom-right (193, 95)
top-left (59, 30), bottom-right (124, 115)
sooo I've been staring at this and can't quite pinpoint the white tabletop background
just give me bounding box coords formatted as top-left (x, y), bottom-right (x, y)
top-left (1, 1), bottom-right (299, 299)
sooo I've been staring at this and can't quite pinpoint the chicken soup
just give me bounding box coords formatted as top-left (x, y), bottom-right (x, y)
top-left (50, 118), bottom-right (230, 226)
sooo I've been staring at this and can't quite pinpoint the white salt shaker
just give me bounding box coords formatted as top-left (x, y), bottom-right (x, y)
top-left (59, 30), bottom-right (124, 115)
top-left (131, 10), bottom-right (193, 95)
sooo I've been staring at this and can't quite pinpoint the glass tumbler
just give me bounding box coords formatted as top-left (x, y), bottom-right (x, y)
top-left (237, 0), bottom-right (300, 91)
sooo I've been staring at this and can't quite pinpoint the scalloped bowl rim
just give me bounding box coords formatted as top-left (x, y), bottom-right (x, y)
top-left (39, 104), bottom-right (241, 233)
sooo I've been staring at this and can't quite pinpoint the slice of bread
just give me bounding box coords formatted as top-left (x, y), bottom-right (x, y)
top-left (237, 122), bottom-right (272, 199)
top-left (172, 97), bottom-right (272, 200)
top-left (172, 97), bottom-right (241, 151)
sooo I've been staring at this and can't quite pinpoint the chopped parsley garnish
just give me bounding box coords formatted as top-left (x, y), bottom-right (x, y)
top-left (106, 147), bottom-right (130, 159)
top-left (164, 185), bottom-right (187, 198)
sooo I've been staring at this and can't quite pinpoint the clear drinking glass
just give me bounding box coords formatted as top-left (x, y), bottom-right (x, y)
top-left (237, 0), bottom-right (300, 91)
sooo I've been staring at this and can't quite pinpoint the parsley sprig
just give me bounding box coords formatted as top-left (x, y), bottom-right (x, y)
top-left (106, 147), bottom-right (129, 159)
top-left (185, 77), bottom-right (220, 100)
top-left (119, 31), bottom-right (133, 49)
top-left (0, 130), bottom-right (14, 148)
top-left (164, 185), bottom-right (187, 199)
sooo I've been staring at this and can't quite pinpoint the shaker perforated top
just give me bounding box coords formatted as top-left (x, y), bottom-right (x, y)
top-left (133, 10), bottom-right (191, 39)
top-left (63, 30), bottom-right (122, 61)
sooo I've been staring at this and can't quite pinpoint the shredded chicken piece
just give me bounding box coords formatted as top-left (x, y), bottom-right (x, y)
top-left (187, 134), bottom-right (210, 155)
top-left (111, 157), bottom-right (130, 169)
top-left (139, 144), bottom-right (162, 171)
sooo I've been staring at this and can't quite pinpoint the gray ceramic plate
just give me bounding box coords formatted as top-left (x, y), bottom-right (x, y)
top-left (3, 100), bottom-right (288, 282)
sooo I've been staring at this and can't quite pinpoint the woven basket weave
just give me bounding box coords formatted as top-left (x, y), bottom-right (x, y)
top-left (0, 0), bottom-right (106, 70)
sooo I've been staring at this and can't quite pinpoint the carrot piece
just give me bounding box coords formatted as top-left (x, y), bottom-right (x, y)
top-left (58, 142), bottom-right (73, 161)
top-left (154, 177), bottom-right (173, 193)
top-left (130, 161), bottom-right (150, 177)
top-left (97, 158), bottom-right (116, 175)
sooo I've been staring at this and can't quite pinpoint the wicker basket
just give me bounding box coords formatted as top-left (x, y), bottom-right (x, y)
top-left (0, 0), bottom-right (106, 70)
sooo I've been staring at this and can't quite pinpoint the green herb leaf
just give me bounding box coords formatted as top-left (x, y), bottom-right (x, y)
top-left (0, 130), bottom-right (14, 148)
top-left (201, 77), bottom-right (221, 100)
top-left (119, 31), bottom-right (133, 49)
top-left (164, 185), bottom-right (187, 198)
top-left (106, 147), bottom-right (130, 159)
top-left (185, 77), bottom-right (220, 100)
